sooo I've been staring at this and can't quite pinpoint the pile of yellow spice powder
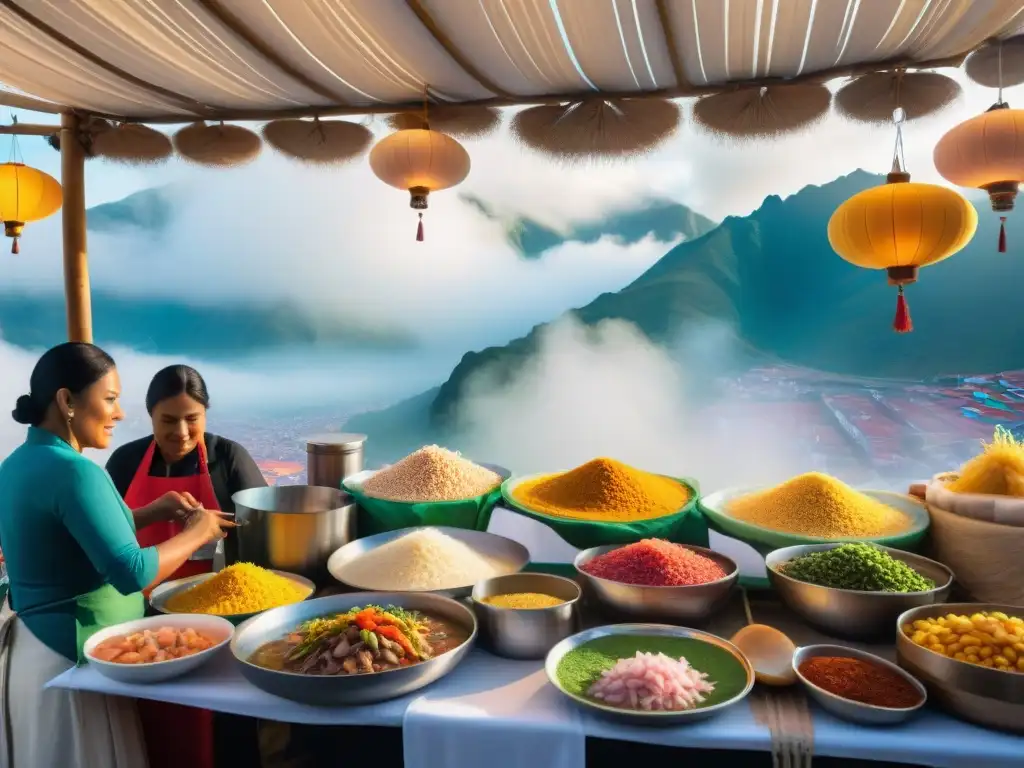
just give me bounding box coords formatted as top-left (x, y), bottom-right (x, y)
top-left (164, 563), bottom-right (311, 616)
top-left (727, 473), bottom-right (912, 538)
top-left (511, 458), bottom-right (690, 522)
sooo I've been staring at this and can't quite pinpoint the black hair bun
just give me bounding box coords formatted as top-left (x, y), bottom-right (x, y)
top-left (12, 394), bottom-right (41, 426)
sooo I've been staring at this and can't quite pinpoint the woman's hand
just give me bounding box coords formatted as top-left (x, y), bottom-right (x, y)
top-left (184, 507), bottom-right (235, 544)
top-left (157, 490), bottom-right (201, 522)
top-left (908, 483), bottom-right (926, 500)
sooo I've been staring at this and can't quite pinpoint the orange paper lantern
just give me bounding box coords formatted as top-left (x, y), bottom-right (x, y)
top-left (828, 170), bottom-right (977, 333)
top-left (934, 102), bottom-right (1024, 252)
top-left (0, 162), bottom-right (62, 254)
top-left (369, 129), bottom-right (470, 241)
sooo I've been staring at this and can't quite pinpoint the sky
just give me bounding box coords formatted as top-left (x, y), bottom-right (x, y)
top-left (0, 72), bottom-right (1019, 473)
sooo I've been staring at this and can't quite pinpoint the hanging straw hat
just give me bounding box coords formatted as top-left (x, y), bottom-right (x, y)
top-left (836, 71), bottom-right (961, 123)
top-left (511, 98), bottom-right (681, 162)
top-left (965, 36), bottom-right (1024, 88)
top-left (173, 122), bottom-right (263, 167)
top-left (387, 105), bottom-right (501, 139)
top-left (91, 122), bottom-right (173, 165)
top-left (262, 118), bottom-right (373, 165)
top-left (692, 83), bottom-right (831, 139)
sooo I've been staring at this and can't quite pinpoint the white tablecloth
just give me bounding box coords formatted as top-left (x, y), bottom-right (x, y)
top-left (49, 647), bottom-right (1023, 768)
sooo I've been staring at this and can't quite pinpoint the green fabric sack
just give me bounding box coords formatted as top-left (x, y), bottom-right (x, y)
top-left (500, 475), bottom-right (708, 550)
top-left (343, 465), bottom-right (510, 537)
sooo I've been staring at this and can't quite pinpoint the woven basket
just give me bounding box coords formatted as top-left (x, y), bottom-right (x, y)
top-left (91, 123), bottom-right (173, 165)
top-left (926, 498), bottom-right (1024, 605)
top-left (173, 122), bottom-right (262, 167)
top-left (926, 472), bottom-right (1024, 527)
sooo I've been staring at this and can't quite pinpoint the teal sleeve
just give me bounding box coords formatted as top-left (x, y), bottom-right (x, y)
top-left (57, 459), bottom-right (159, 595)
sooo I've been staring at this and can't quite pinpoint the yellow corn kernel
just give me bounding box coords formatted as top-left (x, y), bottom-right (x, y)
top-left (912, 620), bottom-right (931, 631)
top-left (1017, 657), bottom-right (1024, 671)
top-left (960, 635), bottom-right (982, 647)
top-left (991, 611), bottom-right (1009, 621)
top-left (980, 658), bottom-right (994, 668)
top-left (976, 632), bottom-right (996, 645)
top-left (1014, 643), bottom-right (1024, 654)
top-left (953, 652), bottom-right (967, 661)
top-left (993, 629), bottom-right (1010, 645)
top-left (979, 647), bottom-right (994, 659)
top-left (1004, 647), bottom-right (1017, 663)
top-left (902, 623), bottom-right (914, 635)
top-left (911, 631), bottom-right (927, 645)
top-left (994, 656), bottom-right (1009, 667)
top-left (946, 643), bottom-right (962, 654)
top-left (963, 646), bottom-right (980, 657)
top-left (966, 654), bottom-right (979, 663)
top-left (970, 613), bottom-right (987, 623)
top-left (929, 643), bottom-right (945, 654)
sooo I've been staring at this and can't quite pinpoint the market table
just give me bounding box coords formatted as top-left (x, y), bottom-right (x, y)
top-left (48, 630), bottom-right (1022, 768)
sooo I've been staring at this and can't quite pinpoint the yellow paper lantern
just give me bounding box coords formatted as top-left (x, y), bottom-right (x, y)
top-left (828, 170), bottom-right (977, 333)
top-left (0, 162), bottom-right (62, 254)
top-left (934, 102), bottom-right (1024, 252)
top-left (369, 129), bottom-right (470, 242)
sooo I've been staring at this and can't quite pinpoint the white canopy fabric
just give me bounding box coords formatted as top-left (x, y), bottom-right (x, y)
top-left (1, 0), bottom-right (1023, 122)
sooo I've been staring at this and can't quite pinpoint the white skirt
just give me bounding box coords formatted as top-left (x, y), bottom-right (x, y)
top-left (0, 601), bottom-right (149, 768)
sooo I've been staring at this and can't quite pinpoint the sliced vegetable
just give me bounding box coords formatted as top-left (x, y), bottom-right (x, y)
top-left (376, 624), bottom-right (418, 660)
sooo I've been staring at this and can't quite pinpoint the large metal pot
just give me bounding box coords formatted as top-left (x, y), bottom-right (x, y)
top-left (231, 485), bottom-right (357, 584)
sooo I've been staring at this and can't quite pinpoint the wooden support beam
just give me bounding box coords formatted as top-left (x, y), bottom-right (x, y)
top-left (60, 113), bottom-right (91, 343)
top-left (655, 0), bottom-right (689, 88)
top-left (0, 90), bottom-right (64, 114)
top-left (0, 122), bottom-right (59, 136)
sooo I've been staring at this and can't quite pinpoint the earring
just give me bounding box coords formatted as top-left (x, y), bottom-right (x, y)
top-left (67, 411), bottom-right (74, 422)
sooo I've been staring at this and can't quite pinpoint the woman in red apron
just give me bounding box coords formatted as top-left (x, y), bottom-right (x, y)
top-left (106, 365), bottom-right (268, 768)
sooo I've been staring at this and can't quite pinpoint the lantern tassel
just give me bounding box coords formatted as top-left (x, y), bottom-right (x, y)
top-left (999, 216), bottom-right (1007, 253)
top-left (893, 286), bottom-right (912, 334)
top-left (10, 237), bottom-right (18, 255)
top-left (416, 212), bottom-right (424, 242)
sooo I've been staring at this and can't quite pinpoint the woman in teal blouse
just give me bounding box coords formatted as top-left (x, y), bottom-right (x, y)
top-left (0, 342), bottom-right (231, 768)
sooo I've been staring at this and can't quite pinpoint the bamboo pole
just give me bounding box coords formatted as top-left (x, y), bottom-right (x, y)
top-left (0, 122), bottom-right (60, 136)
top-left (60, 112), bottom-right (92, 343)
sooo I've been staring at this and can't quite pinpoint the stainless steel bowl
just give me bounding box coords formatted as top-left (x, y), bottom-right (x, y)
top-left (231, 485), bottom-right (357, 584)
top-left (545, 623), bottom-right (754, 726)
top-left (574, 543), bottom-right (738, 623)
top-left (765, 543), bottom-right (953, 640)
top-left (150, 569), bottom-right (315, 626)
top-left (896, 602), bottom-right (1024, 733)
top-left (793, 644), bottom-right (926, 725)
top-left (327, 526), bottom-right (530, 598)
top-left (231, 591), bottom-right (477, 706)
top-left (471, 573), bottom-right (581, 660)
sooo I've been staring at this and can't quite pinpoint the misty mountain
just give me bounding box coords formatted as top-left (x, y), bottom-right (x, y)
top-left (348, 169), bottom-right (1024, 447)
top-left (461, 193), bottom-right (717, 259)
top-left (1, 186), bottom-right (718, 354)
top-left (87, 187), bottom-right (176, 234)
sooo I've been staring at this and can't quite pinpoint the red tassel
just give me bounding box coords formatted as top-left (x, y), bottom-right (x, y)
top-left (416, 213), bottom-right (424, 242)
top-left (11, 237), bottom-right (18, 255)
top-left (893, 286), bottom-right (912, 334)
top-left (999, 216), bottom-right (1007, 253)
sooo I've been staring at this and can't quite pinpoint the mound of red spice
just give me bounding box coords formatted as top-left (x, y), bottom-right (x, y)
top-left (581, 539), bottom-right (727, 586)
top-left (798, 656), bottom-right (922, 709)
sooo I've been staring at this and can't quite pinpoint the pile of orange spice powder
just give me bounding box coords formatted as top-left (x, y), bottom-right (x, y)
top-left (798, 656), bottom-right (922, 709)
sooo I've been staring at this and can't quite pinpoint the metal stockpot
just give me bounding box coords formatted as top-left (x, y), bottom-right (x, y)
top-left (231, 485), bottom-right (357, 584)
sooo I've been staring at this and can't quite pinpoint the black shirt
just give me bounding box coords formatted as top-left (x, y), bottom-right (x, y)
top-left (105, 432), bottom-right (267, 514)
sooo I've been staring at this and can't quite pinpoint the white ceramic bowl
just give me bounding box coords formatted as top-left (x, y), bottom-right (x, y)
top-left (83, 613), bottom-right (234, 684)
